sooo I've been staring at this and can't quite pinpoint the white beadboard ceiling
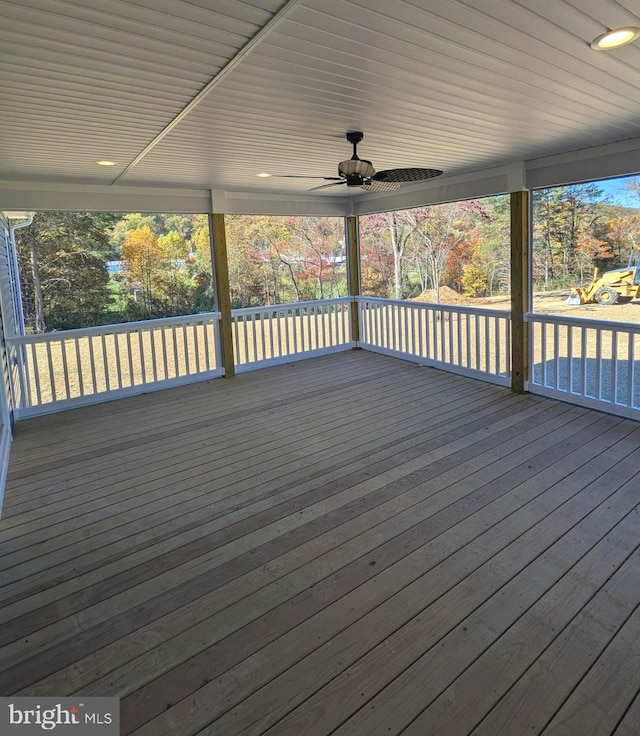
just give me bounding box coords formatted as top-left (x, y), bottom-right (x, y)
top-left (2, 0), bottom-right (640, 199)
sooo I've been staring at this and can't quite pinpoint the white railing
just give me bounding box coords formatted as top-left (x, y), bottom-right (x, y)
top-left (232, 297), bottom-right (353, 371)
top-left (526, 313), bottom-right (640, 419)
top-left (357, 297), bottom-right (511, 387)
top-left (7, 312), bottom-right (223, 418)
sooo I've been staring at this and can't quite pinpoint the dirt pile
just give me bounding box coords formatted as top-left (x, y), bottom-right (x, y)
top-left (411, 285), bottom-right (473, 305)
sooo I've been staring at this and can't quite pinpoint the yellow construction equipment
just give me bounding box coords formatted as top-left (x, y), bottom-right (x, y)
top-left (566, 247), bottom-right (640, 305)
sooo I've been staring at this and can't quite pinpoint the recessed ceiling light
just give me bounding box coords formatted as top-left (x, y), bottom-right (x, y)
top-left (256, 172), bottom-right (271, 178)
top-left (590, 27), bottom-right (640, 50)
top-left (96, 160), bottom-right (117, 166)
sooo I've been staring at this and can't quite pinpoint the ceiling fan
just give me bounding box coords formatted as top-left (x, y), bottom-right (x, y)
top-left (276, 131), bottom-right (443, 192)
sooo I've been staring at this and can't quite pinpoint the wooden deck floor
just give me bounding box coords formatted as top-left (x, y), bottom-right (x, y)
top-left (1, 350), bottom-right (640, 735)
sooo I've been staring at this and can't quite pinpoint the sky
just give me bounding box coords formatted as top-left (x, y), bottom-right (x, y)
top-left (595, 174), bottom-right (640, 207)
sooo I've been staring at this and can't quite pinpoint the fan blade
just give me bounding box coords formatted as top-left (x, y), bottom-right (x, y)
top-left (273, 175), bottom-right (343, 180)
top-left (372, 167), bottom-right (443, 183)
top-left (361, 180), bottom-right (400, 193)
top-left (309, 181), bottom-right (347, 192)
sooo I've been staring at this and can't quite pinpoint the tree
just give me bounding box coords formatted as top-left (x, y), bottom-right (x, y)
top-left (190, 216), bottom-right (216, 311)
top-left (406, 200), bottom-right (489, 302)
top-left (532, 183), bottom-right (604, 288)
top-left (121, 225), bottom-right (165, 315)
top-left (471, 195), bottom-right (511, 296)
top-left (225, 215), bottom-right (346, 306)
top-left (360, 212), bottom-right (416, 299)
top-left (15, 211), bottom-right (116, 332)
top-left (158, 231), bottom-right (190, 313)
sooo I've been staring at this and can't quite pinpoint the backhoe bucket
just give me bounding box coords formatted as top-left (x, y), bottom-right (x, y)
top-left (565, 290), bottom-right (584, 305)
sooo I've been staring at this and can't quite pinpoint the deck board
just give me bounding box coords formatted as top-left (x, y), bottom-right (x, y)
top-left (1, 350), bottom-right (639, 736)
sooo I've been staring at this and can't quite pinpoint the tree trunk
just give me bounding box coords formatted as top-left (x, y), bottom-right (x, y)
top-left (389, 215), bottom-right (403, 299)
top-left (29, 232), bottom-right (46, 333)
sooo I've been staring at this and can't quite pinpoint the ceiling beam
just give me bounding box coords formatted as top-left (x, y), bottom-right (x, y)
top-left (112, 0), bottom-right (306, 185)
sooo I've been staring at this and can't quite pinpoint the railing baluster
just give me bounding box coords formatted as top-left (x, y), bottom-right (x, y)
top-left (383, 303), bottom-right (389, 350)
top-left (541, 322), bottom-right (547, 387)
top-left (60, 340), bottom-right (71, 399)
top-left (431, 308), bottom-right (437, 362)
top-left (629, 334), bottom-right (636, 408)
top-left (580, 327), bottom-right (587, 396)
top-left (31, 342), bottom-right (42, 406)
top-left (474, 313), bottom-right (480, 371)
top-left (202, 318), bottom-right (211, 371)
top-left (567, 325), bottom-right (574, 393)
top-left (46, 341), bottom-right (57, 402)
top-left (114, 332), bottom-right (123, 389)
top-left (101, 334), bottom-right (110, 392)
top-left (161, 325), bottom-right (169, 380)
top-left (465, 311), bottom-right (471, 369)
top-left (233, 314), bottom-right (241, 366)
top-left (171, 324), bottom-right (179, 377)
top-left (181, 323), bottom-right (190, 376)
top-left (269, 312), bottom-right (280, 358)
top-left (595, 328), bottom-right (602, 400)
top-left (505, 315), bottom-right (511, 378)
top-left (74, 337), bottom-right (84, 397)
top-left (611, 330), bottom-right (618, 405)
top-left (250, 313), bottom-right (258, 361)
top-left (242, 313), bottom-right (250, 364)
top-left (553, 322), bottom-right (560, 390)
top-left (88, 336), bottom-right (97, 394)
top-left (260, 312), bottom-right (267, 361)
top-left (306, 305), bottom-right (313, 351)
top-left (493, 316), bottom-right (502, 376)
top-left (293, 306), bottom-right (300, 354)
top-left (317, 305), bottom-right (323, 349)
top-left (267, 310), bottom-right (274, 358)
top-left (484, 314), bottom-right (490, 374)
top-left (279, 310), bottom-right (286, 355)
top-left (369, 300), bottom-right (374, 346)
top-left (125, 331), bottom-right (134, 385)
top-left (192, 322), bottom-right (201, 374)
top-left (138, 329), bottom-right (147, 385)
top-left (150, 327), bottom-right (159, 382)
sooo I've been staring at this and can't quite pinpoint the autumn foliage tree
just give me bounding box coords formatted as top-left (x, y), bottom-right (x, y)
top-left (121, 226), bottom-right (165, 315)
top-left (360, 199), bottom-right (493, 302)
top-left (15, 211), bottom-right (116, 332)
top-left (225, 215), bottom-right (346, 306)
top-left (121, 225), bottom-right (203, 317)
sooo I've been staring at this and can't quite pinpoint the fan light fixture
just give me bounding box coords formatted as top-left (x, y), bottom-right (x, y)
top-left (590, 27), bottom-right (640, 50)
top-left (272, 131), bottom-right (443, 193)
top-left (339, 158), bottom-right (375, 178)
top-left (338, 132), bottom-right (376, 179)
